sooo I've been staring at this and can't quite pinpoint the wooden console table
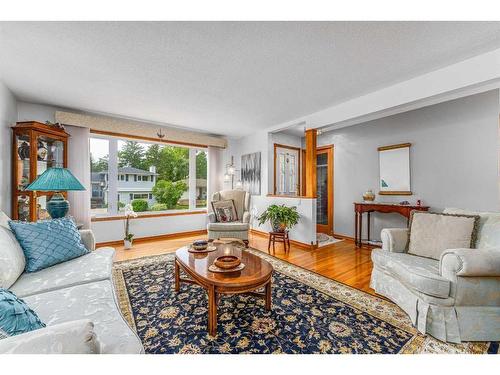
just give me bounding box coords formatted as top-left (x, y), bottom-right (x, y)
top-left (354, 202), bottom-right (429, 247)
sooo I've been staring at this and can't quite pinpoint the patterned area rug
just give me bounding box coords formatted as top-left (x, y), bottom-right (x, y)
top-left (113, 248), bottom-right (494, 354)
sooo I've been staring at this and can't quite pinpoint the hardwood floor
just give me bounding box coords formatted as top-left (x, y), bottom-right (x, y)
top-left (111, 231), bottom-right (375, 295)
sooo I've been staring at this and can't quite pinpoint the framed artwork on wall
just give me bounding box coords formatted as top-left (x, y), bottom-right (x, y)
top-left (241, 152), bottom-right (261, 195)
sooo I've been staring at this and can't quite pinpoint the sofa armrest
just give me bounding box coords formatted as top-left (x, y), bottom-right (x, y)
top-left (0, 320), bottom-right (100, 354)
top-left (79, 229), bottom-right (96, 251)
top-left (380, 228), bottom-right (409, 252)
top-left (207, 212), bottom-right (216, 223)
top-left (440, 248), bottom-right (500, 278)
top-left (242, 211), bottom-right (251, 224)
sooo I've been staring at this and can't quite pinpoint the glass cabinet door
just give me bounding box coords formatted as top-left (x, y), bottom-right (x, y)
top-left (15, 131), bottom-right (31, 191)
top-left (36, 135), bottom-right (65, 179)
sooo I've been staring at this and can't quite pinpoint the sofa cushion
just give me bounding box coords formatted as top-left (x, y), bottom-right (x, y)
top-left (372, 249), bottom-right (450, 298)
top-left (0, 319), bottom-right (100, 354)
top-left (9, 217), bottom-right (89, 272)
top-left (443, 208), bottom-right (500, 250)
top-left (408, 211), bottom-right (480, 260)
top-left (10, 247), bottom-right (115, 298)
top-left (0, 224), bottom-right (26, 290)
top-left (24, 280), bottom-right (143, 354)
top-left (207, 222), bottom-right (250, 232)
top-left (0, 289), bottom-right (46, 336)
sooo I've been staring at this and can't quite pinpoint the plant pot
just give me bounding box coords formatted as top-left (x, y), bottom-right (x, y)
top-left (124, 239), bottom-right (133, 249)
top-left (271, 221), bottom-right (286, 233)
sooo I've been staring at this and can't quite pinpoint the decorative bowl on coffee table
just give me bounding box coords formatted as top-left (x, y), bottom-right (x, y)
top-left (214, 255), bottom-right (241, 270)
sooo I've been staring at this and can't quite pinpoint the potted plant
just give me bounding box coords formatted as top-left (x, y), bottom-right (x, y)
top-left (257, 204), bottom-right (300, 232)
top-left (123, 204), bottom-right (138, 249)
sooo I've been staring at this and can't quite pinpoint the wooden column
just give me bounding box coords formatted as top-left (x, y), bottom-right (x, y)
top-left (304, 129), bottom-right (317, 197)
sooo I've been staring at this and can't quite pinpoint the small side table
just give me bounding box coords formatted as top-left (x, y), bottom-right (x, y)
top-left (268, 231), bottom-right (290, 255)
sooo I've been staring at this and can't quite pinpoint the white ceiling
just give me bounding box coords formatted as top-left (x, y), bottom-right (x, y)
top-left (1, 21), bottom-right (500, 137)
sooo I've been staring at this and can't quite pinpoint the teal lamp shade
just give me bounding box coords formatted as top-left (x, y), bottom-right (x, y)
top-left (25, 168), bottom-right (85, 219)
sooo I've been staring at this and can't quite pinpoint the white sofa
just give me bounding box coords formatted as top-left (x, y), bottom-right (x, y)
top-left (0, 212), bottom-right (143, 354)
top-left (370, 208), bottom-right (500, 343)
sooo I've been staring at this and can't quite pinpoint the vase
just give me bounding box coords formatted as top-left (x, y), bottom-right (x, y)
top-left (271, 221), bottom-right (286, 232)
top-left (124, 239), bottom-right (133, 249)
top-left (362, 190), bottom-right (375, 202)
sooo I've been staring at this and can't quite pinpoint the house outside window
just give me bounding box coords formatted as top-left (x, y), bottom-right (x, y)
top-left (90, 137), bottom-right (207, 216)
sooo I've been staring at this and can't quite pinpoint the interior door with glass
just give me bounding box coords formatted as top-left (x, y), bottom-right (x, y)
top-left (316, 146), bottom-right (333, 234)
top-left (274, 145), bottom-right (300, 196)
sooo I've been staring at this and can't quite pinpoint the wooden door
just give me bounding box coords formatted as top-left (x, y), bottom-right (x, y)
top-left (274, 144), bottom-right (301, 196)
top-left (316, 146), bottom-right (333, 234)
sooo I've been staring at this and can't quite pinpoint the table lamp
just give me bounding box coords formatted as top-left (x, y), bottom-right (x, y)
top-left (25, 167), bottom-right (85, 219)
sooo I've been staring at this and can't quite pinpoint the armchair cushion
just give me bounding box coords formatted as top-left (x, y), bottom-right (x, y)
top-left (212, 190), bottom-right (249, 221)
top-left (440, 248), bottom-right (500, 278)
top-left (207, 222), bottom-right (250, 232)
top-left (372, 249), bottom-right (450, 298)
top-left (211, 199), bottom-right (238, 222)
top-left (0, 319), bottom-right (100, 354)
top-left (408, 211), bottom-right (480, 260)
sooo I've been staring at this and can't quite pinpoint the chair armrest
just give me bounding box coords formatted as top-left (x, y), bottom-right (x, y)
top-left (79, 229), bottom-right (96, 251)
top-left (440, 248), bottom-right (500, 278)
top-left (242, 211), bottom-right (250, 224)
top-left (380, 228), bottom-right (409, 252)
top-left (207, 212), bottom-right (216, 223)
top-left (0, 320), bottom-right (100, 354)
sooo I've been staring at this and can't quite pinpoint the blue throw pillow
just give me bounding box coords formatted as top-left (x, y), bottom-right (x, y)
top-left (8, 217), bottom-right (89, 273)
top-left (0, 289), bottom-right (45, 336)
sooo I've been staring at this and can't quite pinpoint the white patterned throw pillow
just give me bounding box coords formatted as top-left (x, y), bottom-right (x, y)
top-left (408, 211), bottom-right (480, 260)
top-left (444, 208), bottom-right (500, 250)
top-left (0, 211), bottom-right (26, 289)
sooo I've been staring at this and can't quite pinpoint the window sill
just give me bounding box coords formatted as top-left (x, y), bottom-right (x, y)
top-left (91, 209), bottom-right (207, 222)
top-left (266, 194), bottom-right (317, 199)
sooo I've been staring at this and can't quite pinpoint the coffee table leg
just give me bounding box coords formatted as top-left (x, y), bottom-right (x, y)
top-left (208, 285), bottom-right (217, 336)
top-left (174, 259), bottom-right (180, 292)
top-left (265, 280), bottom-right (272, 310)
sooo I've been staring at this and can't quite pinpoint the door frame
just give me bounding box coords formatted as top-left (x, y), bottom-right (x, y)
top-left (273, 143), bottom-right (302, 195)
top-left (316, 145), bottom-right (334, 235)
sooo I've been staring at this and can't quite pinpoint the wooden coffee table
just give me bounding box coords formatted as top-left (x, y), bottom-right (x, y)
top-left (174, 243), bottom-right (273, 336)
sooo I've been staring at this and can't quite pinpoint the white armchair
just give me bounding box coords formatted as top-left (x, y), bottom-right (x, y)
top-left (207, 190), bottom-right (251, 247)
top-left (371, 209), bottom-right (500, 343)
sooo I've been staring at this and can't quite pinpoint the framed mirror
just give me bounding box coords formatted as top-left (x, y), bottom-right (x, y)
top-left (378, 143), bottom-right (411, 195)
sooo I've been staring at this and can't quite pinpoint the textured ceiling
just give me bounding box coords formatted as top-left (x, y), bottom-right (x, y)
top-left (1, 21), bottom-right (500, 137)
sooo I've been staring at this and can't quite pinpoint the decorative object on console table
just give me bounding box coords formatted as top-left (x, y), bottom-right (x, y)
top-left (12, 121), bottom-right (69, 222)
top-left (353, 202), bottom-right (429, 247)
top-left (362, 189), bottom-right (376, 202)
top-left (25, 167), bottom-right (85, 219)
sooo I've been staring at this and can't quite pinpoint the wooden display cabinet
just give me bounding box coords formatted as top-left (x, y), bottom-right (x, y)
top-left (12, 121), bottom-right (69, 221)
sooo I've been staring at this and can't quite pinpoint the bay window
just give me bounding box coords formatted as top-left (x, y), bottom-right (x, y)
top-left (89, 135), bottom-right (207, 217)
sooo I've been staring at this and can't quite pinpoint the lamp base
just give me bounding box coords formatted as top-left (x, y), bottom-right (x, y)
top-left (47, 193), bottom-right (69, 219)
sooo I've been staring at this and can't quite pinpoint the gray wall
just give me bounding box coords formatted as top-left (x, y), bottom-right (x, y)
top-left (318, 89), bottom-right (500, 240)
top-left (0, 81), bottom-right (17, 216)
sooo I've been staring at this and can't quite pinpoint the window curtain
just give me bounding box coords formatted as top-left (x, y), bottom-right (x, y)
top-left (66, 125), bottom-right (91, 229)
top-left (207, 146), bottom-right (223, 210)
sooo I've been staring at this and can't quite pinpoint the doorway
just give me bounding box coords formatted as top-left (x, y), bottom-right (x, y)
top-left (316, 145), bottom-right (334, 235)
